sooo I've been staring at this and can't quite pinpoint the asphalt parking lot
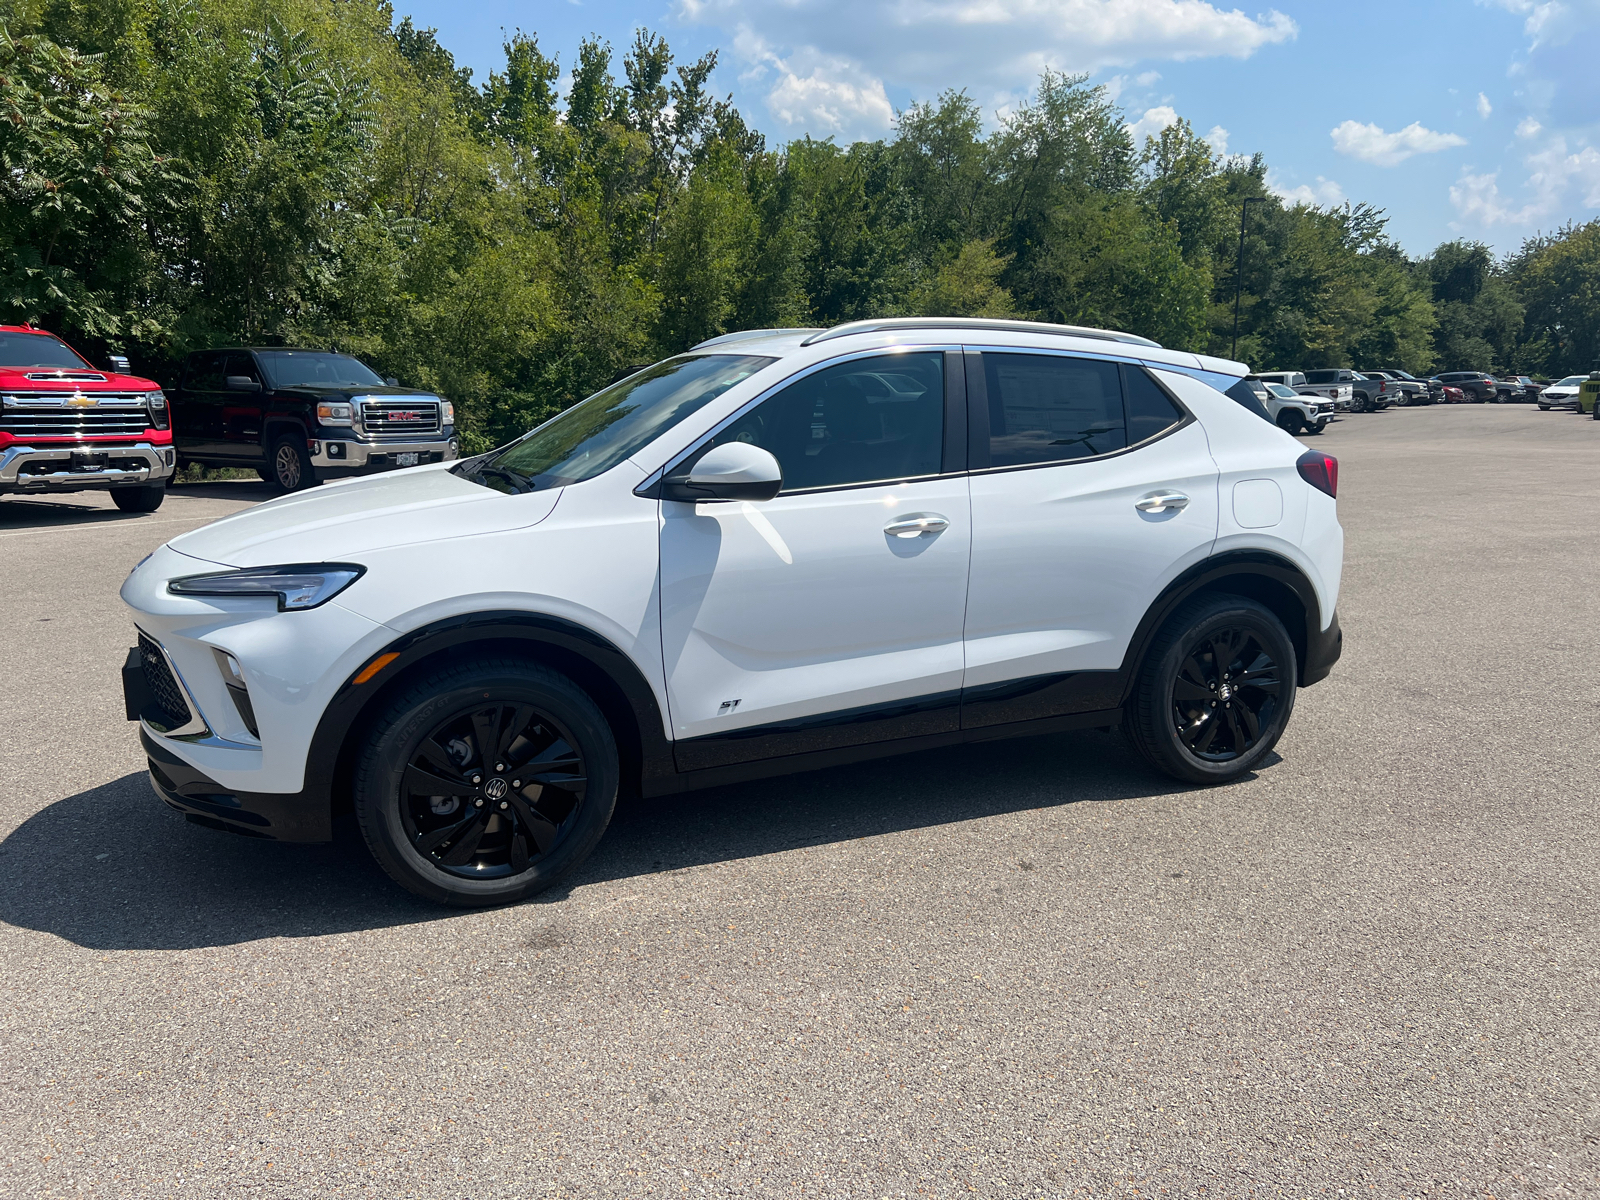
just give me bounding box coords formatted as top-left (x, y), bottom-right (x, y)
top-left (2, 406), bottom-right (1597, 1199)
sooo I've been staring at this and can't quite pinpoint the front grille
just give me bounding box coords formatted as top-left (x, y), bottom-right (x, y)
top-left (2, 393), bottom-right (152, 437)
top-left (138, 633), bottom-right (192, 730)
top-left (361, 399), bottom-right (441, 437)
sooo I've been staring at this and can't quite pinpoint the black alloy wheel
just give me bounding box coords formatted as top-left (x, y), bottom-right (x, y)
top-left (1275, 410), bottom-right (1304, 436)
top-left (1126, 594), bottom-right (1298, 784)
top-left (400, 702), bottom-right (588, 879)
top-left (354, 657), bottom-right (618, 905)
top-left (270, 433), bottom-right (314, 491)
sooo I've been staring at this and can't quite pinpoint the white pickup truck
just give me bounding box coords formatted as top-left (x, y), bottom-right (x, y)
top-left (1242, 376), bottom-right (1332, 435)
top-left (1256, 370), bottom-right (1354, 413)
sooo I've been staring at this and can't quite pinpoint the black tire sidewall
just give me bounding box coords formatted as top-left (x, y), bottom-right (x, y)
top-left (111, 483), bottom-right (165, 512)
top-left (355, 660), bottom-right (619, 905)
top-left (1129, 595), bottom-right (1298, 785)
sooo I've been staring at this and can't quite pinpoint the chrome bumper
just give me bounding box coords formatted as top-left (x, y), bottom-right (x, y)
top-left (0, 442), bottom-right (176, 488)
top-left (309, 437), bottom-right (458, 468)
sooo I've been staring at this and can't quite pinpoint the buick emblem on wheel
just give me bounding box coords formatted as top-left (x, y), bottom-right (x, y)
top-left (483, 777), bottom-right (509, 800)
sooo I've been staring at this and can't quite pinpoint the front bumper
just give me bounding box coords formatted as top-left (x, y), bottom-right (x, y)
top-left (310, 437), bottom-right (458, 470)
top-left (141, 727), bottom-right (329, 841)
top-left (0, 442), bottom-right (176, 490)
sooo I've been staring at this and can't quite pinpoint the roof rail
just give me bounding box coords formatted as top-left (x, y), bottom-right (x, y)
top-left (691, 328), bottom-right (823, 350)
top-left (799, 317), bottom-right (1163, 349)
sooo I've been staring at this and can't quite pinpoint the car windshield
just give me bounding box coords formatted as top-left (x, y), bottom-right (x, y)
top-left (1267, 383), bottom-right (1298, 398)
top-left (257, 351), bottom-right (386, 389)
top-left (0, 331), bottom-right (93, 370)
top-left (477, 354), bottom-right (775, 491)
top-left (1555, 376), bottom-right (1584, 387)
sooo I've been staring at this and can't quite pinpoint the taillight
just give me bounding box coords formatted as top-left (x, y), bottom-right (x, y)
top-left (1297, 450), bottom-right (1338, 498)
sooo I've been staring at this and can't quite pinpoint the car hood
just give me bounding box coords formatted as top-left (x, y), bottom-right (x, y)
top-left (167, 464), bottom-right (561, 567)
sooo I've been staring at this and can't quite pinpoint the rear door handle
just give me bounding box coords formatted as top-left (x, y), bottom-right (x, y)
top-left (1135, 491), bottom-right (1189, 513)
top-left (884, 513), bottom-right (950, 538)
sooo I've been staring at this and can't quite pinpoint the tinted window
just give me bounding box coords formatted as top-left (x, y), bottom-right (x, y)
top-left (223, 353), bottom-right (260, 384)
top-left (185, 351), bottom-right (228, 391)
top-left (985, 354), bottom-right (1125, 467)
top-left (257, 351), bottom-right (385, 389)
top-left (710, 352), bottom-right (944, 491)
top-left (1304, 370), bottom-right (1337, 384)
top-left (1223, 377), bottom-right (1273, 422)
top-left (0, 332), bottom-right (92, 369)
top-left (1124, 365), bottom-right (1187, 442)
top-left (493, 354), bottom-right (773, 490)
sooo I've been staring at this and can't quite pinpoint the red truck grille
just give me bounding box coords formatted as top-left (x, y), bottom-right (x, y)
top-left (1, 392), bottom-right (152, 437)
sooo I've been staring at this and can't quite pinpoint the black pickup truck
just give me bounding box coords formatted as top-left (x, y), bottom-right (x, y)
top-left (170, 347), bottom-right (458, 490)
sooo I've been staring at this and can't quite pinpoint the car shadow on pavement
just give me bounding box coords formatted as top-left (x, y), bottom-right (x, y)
top-left (1, 729), bottom-right (1235, 951)
top-left (168, 479), bottom-right (279, 501)
top-left (0, 498), bottom-right (166, 531)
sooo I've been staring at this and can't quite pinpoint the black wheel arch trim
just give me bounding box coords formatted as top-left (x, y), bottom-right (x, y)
top-left (1116, 549), bottom-right (1340, 697)
top-left (307, 610), bottom-right (674, 823)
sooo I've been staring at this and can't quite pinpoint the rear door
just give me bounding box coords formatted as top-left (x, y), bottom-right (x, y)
top-left (960, 351), bottom-right (1220, 728)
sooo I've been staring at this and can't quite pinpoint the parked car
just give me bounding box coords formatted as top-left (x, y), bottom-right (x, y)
top-left (122, 317), bottom-right (1345, 906)
top-left (1242, 377), bottom-right (1331, 434)
top-left (1305, 369), bottom-right (1389, 412)
top-left (1362, 369), bottom-right (1431, 405)
top-left (1434, 371), bottom-right (1499, 402)
top-left (0, 324), bottom-right (175, 511)
top-left (1439, 385), bottom-right (1469, 403)
top-left (170, 347), bottom-right (459, 491)
top-left (1537, 375), bottom-right (1586, 410)
top-left (1258, 369), bottom-right (1353, 412)
top-left (1499, 376), bottom-right (1542, 402)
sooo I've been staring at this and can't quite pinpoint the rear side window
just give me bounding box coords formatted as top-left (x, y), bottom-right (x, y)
top-left (1124, 365), bottom-right (1187, 442)
top-left (1223, 377), bottom-right (1273, 422)
top-left (1305, 370), bottom-right (1336, 384)
top-left (984, 354), bottom-right (1126, 467)
top-left (708, 352), bottom-right (945, 492)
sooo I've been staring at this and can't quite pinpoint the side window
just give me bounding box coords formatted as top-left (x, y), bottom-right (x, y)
top-left (1125, 367), bottom-right (1191, 437)
top-left (1222, 376), bottom-right (1273, 423)
top-left (984, 354), bottom-right (1125, 467)
top-left (709, 352), bottom-right (944, 492)
top-left (223, 353), bottom-right (260, 385)
top-left (185, 352), bottom-right (227, 391)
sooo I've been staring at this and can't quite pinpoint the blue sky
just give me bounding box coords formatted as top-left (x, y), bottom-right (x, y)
top-left (396, 0), bottom-right (1600, 257)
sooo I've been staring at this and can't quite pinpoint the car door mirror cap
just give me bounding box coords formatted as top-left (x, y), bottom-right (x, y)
top-left (662, 442), bottom-right (783, 503)
top-left (227, 375), bottom-right (262, 392)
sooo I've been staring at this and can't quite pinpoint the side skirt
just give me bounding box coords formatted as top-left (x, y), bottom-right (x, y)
top-left (646, 706), bottom-right (1122, 798)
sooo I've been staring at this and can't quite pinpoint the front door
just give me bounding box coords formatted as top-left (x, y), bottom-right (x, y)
top-left (218, 352), bottom-right (265, 461)
top-left (659, 350), bottom-right (971, 771)
top-left (960, 351), bottom-right (1221, 727)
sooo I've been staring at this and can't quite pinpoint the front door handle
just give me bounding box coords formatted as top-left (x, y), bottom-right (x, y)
top-left (884, 512), bottom-right (950, 538)
top-left (1135, 491), bottom-right (1189, 513)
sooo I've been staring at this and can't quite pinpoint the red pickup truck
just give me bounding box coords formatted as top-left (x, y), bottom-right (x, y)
top-left (0, 325), bottom-right (176, 511)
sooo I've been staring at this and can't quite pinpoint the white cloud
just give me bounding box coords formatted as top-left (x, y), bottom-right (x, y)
top-left (1267, 171), bottom-right (1346, 208)
top-left (1126, 105), bottom-right (1178, 143)
top-left (731, 28), bottom-right (893, 137)
top-left (1450, 140), bottom-right (1600, 226)
top-left (1205, 125), bottom-right (1229, 155)
top-left (1330, 119), bottom-right (1468, 167)
top-left (686, 0), bottom-right (1297, 112)
top-left (1477, 92), bottom-right (1493, 118)
top-left (1516, 116), bottom-right (1543, 139)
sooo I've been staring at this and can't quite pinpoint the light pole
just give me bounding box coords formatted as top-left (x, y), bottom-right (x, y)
top-left (1231, 196), bottom-right (1265, 362)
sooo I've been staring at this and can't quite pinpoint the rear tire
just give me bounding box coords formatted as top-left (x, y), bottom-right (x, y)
top-left (111, 483), bottom-right (165, 513)
top-left (269, 434), bottom-right (315, 491)
top-left (353, 657), bottom-right (620, 906)
top-left (1125, 594), bottom-right (1298, 785)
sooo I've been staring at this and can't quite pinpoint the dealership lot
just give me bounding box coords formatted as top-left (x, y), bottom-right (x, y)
top-left (2, 407), bottom-right (1597, 1197)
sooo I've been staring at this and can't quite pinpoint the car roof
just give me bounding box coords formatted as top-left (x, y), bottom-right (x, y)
top-left (689, 319), bottom-right (1247, 378)
top-left (188, 346), bottom-right (359, 355)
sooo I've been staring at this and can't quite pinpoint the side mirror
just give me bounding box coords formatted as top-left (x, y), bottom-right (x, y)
top-left (108, 355), bottom-right (131, 373)
top-left (226, 375), bottom-right (261, 391)
top-left (385, 376), bottom-right (398, 386)
top-left (662, 442), bottom-right (783, 503)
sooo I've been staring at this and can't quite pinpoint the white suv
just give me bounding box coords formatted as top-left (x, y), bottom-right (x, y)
top-left (121, 319), bottom-right (1344, 906)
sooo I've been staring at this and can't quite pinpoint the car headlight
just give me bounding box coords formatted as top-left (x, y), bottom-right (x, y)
top-left (168, 564), bottom-right (365, 611)
top-left (146, 389), bottom-right (169, 430)
top-left (442, 400), bottom-right (455, 426)
top-left (317, 401), bottom-right (354, 427)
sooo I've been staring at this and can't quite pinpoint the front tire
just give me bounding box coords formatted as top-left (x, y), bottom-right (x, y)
top-left (1275, 410), bottom-right (1304, 435)
top-left (1125, 594), bottom-right (1298, 785)
top-left (353, 657), bottom-right (619, 906)
top-left (269, 434), bottom-right (316, 492)
top-left (111, 482), bottom-right (165, 512)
